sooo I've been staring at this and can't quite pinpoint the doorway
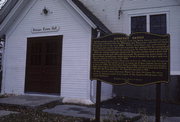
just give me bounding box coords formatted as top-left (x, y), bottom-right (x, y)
top-left (25, 35), bottom-right (63, 95)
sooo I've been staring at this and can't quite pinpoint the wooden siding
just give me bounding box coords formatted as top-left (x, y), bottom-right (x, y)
top-left (2, 0), bottom-right (92, 100)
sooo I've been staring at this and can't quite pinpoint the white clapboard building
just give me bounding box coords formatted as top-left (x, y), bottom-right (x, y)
top-left (0, 0), bottom-right (180, 103)
top-left (0, 0), bottom-right (113, 104)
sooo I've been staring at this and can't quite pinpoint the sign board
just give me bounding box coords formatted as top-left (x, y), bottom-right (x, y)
top-left (31, 25), bottom-right (60, 33)
top-left (91, 32), bottom-right (170, 85)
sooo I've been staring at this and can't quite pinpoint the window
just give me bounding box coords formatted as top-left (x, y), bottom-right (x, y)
top-left (131, 14), bottom-right (167, 34)
top-left (150, 14), bottom-right (166, 34)
top-left (131, 16), bottom-right (146, 33)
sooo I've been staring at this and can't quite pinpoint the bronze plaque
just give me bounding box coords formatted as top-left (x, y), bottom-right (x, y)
top-left (91, 32), bottom-right (170, 85)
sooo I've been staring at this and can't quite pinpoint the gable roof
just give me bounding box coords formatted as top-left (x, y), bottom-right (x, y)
top-left (70, 0), bottom-right (111, 34)
top-left (0, 0), bottom-right (111, 36)
top-left (0, 0), bottom-right (19, 24)
top-left (0, 0), bottom-right (30, 36)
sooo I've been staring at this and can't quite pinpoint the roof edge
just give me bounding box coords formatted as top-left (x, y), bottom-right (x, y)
top-left (0, 0), bottom-right (31, 36)
top-left (67, 0), bottom-right (112, 34)
top-left (0, 0), bottom-right (19, 24)
top-left (0, 0), bottom-right (111, 36)
top-left (66, 0), bottom-right (97, 29)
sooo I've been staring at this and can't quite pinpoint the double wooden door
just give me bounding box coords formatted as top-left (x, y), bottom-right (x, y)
top-left (25, 36), bottom-right (62, 94)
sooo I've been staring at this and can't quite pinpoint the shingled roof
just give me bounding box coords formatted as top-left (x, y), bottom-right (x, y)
top-left (0, 0), bottom-right (19, 24)
top-left (71, 0), bottom-right (111, 34)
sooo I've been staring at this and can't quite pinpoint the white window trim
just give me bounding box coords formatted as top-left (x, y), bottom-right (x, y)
top-left (128, 10), bottom-right (170, 34)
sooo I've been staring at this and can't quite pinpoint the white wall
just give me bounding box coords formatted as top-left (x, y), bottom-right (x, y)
top-left (2, 0), bottom-right (93, 102)
top-left (81, 0), bottom-right (179, 31)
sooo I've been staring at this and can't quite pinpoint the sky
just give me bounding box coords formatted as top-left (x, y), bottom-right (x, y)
top-left (0, 0), bottom-right (7, 9)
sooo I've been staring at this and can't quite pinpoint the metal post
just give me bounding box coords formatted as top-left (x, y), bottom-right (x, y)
top-left (95, 80), bottom-right (101, 122)
top-left (156, 83), bottom-right (161, 122)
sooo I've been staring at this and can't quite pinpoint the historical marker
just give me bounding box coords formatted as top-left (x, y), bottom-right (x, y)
top-left (91, 32), bottom-right (170, 85)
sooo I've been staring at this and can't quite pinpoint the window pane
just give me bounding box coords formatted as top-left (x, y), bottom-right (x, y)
top-left (131, 16), bottom-right (146, 33)
top-left (45, 41), bottom-right (59, 65)
top-left (30, 42), bottom-right (42, 65)
top-left (150, 14), bottom-right (166, 34)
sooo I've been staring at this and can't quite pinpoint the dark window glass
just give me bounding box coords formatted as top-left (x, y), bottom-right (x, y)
top-left (30, 42), bottom-right (42, 65)
top-left (131, 16), bottom-right (146, 33)
top-left (45, 41), bottom-right (58, 65)
top-left (150, 14), bottom-right (166, 34)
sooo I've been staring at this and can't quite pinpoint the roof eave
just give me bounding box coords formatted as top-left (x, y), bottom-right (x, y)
top-left (67, 0), bottom-right (112, 34)
top-left (0, 0), bottom-right (30, 36)
top-left (0, 0), bottom-right (111, 36)
top-left (66, 0), bottom-right (97, 29)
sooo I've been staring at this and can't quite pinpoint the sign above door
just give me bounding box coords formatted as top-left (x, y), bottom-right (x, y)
top-left (31, 25), bottom-right (60, 34)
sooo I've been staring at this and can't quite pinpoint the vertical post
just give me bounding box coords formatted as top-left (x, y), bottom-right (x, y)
top-left (156, 83), bottom-right (161, 122)
top-left (0, 35), bottom-right (5, 92)
top-left (95, 80), bottom-right (101, 122)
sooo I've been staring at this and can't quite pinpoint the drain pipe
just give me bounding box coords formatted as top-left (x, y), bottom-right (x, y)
top-left (0, 35), bottom-right (6, 93)
top-left (90, 29), bottom-right (101, 103)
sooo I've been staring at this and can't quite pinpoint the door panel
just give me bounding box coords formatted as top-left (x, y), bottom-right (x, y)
top-left (25, 36), bottom-right (62, 94)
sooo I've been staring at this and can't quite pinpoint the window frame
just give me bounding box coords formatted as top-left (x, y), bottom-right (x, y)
top-left (128, 11), bottom-right (169, 34)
